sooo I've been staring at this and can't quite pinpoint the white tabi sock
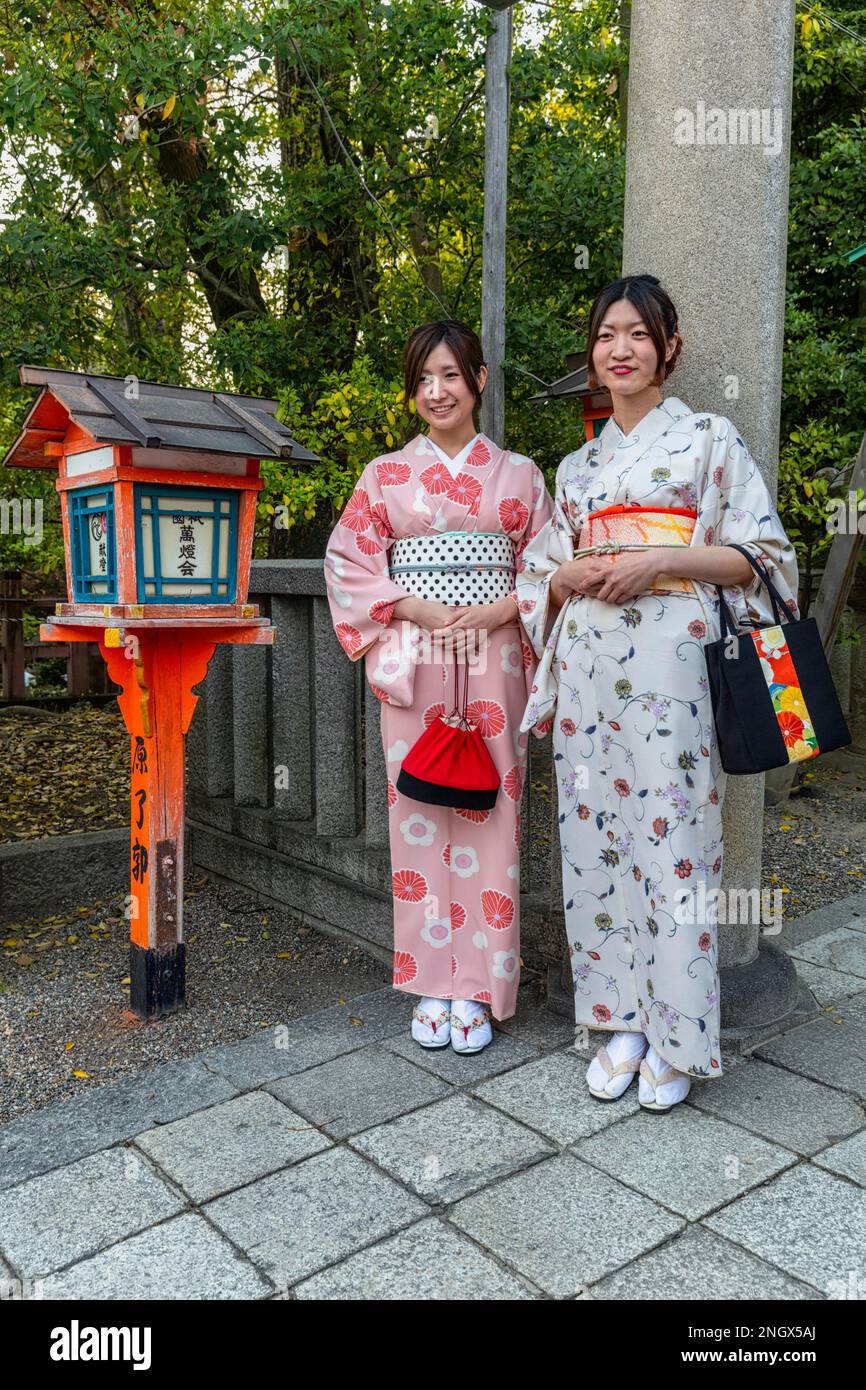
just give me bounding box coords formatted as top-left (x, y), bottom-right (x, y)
top-left (638, 1043), bottom-right (691, 1108)
top-left (585, 1029), bottom-right (647, 1099)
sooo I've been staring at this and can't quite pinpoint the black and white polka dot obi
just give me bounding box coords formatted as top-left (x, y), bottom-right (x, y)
top-left (389, 532), bottom-right (516, 604)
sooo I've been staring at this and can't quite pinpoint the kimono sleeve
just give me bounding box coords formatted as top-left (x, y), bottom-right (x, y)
top-left (323, 460), bottom-right (413, 661)
top-left (697, 418), bottom-right (800, 629)
top-left (515, 455), bottom-right (577, 658)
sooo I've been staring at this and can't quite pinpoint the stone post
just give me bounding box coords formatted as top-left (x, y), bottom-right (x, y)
top-left (621, 0), bottom-right (800, 1034)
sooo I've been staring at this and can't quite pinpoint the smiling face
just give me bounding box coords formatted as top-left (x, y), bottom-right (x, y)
top-left (412, 342), bottom-right (486, 442)
top-left (590, 297), bottom-right (676, 397)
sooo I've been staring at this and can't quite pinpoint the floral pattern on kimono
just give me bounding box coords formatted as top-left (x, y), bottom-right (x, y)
top-left (515, 396), bottom-right (799, 1076)
top-left (325, 432), bottom-right (555, 1019)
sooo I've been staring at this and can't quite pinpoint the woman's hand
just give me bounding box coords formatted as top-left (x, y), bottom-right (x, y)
top-left (550, 555), bottom-right (613, 610)
top-left (432, 596), bottom-right (517, 640)
top-left (591, 549), bottom-right (664, 605)
top-left (392, 596), bottom-right (460, 631)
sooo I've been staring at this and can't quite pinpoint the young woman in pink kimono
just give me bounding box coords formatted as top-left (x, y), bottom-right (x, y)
top-left (517, 275), bottom-right (799, 1110)
top-left (324, 321), bottom-right (554, 1053)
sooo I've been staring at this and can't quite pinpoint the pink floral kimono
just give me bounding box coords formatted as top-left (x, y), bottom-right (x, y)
top-left (324, 432), bottom-right (554, 1018)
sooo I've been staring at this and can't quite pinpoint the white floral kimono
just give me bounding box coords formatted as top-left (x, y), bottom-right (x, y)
top-left (516, 396), bottom-right (799, 1077)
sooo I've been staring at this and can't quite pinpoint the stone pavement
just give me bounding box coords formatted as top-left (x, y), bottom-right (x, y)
top-left (1, 895), bottom-right (864, 1301)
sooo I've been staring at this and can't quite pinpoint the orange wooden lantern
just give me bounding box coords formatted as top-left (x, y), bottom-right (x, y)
top-left (2, 366), bottom-right (317, 1019)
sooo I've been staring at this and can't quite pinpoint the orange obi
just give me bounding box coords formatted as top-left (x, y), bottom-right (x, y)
top-left (576, 503), bottom-right (698, 595)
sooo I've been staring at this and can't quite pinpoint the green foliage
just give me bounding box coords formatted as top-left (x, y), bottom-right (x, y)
top-left (258, 356), bottom-right (415, 548)
top-left (0, 0), bottom-right (862, 578)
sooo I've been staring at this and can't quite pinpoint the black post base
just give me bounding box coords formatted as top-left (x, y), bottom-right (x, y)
top-left (130, 942), bottom-right (186, 1020)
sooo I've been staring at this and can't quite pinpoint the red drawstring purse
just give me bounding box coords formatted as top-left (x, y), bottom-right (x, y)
top-left (396, 657), bottom-right (501, 811)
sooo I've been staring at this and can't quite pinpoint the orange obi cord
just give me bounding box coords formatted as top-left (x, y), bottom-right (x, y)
top-left (577, 504), bottom-right (698, 594)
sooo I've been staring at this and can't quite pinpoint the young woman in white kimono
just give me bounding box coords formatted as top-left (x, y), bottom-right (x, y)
top-left (517, 275), bottom-right (799, 1111)
top-left (325, 321), bottom-right (554, 1053)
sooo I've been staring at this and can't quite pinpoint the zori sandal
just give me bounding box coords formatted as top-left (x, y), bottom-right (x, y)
top-left (637, 1049), bottom-right (692, 1112)
top-left (411, 999), bottom-right (452, 1049)
top-left (586, 1043), bottom-right (644, 1101)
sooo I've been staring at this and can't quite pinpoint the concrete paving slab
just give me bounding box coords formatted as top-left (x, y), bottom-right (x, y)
top-left (349, 1093), bottom-right (554, 1205)
top-left (203, 1146), bottom-right (427, 1290)
top-left (134, 1091), bottom-right (332, 1202)
top-left (293, 1216), bottom-right (537, 1300)
top-left (267, 1044), bottom-right (450, 1140)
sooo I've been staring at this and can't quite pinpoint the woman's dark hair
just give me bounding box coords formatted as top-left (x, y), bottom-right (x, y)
top-left (403, 320), bottom-right (486, 410)
top-left (585, 275), bottom-right (682, 389)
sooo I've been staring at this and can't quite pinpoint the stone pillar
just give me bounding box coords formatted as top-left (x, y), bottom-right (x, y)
top-left (622, 0), bottom-right (799, 1034)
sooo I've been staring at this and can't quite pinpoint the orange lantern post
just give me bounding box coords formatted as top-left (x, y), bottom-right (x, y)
top-left (2, 366), bottom-right (317, 1019)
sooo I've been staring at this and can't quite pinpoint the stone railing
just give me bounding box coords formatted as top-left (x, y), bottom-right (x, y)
top-left (187, 559), bottom-right (565, 981)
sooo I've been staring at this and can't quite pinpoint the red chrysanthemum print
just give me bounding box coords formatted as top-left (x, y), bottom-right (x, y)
top-left (778, 709), bottom-right (805, 746)
top-left (498, 496), bottom-right (530, 535)
top-left (455, 806), bottom-right (491, 824)
top-left (504, 765), bottom-right (524, 801)
top-left (369, 598), bottom-right (396, 626)
top-left (446, 472), bottom-right (483, 511)
top-left (387, 779), bottom-right (397, 808)
top-left (419, 460), bottom-right (453, 496)
top-left (521, 640), bottom-right (533, 671)
top-left (514, 814), bottom-right (522, 847)
top-left (592, 1004), bottom-right (612, 1024)
top-left (472, 990), bottom-right (492, 1003)
top-left (370, 685), bottom-right (393, 704)
top-left (481, 889), bottom-right (515, 931)
top-left (356, 532), bottom-right (382, 556)
top-left (450, 901), bottom-right (466, 931)
top-left (392, 868), bottom-right (428, 902)
top-left (393, 950), bottom-right (418, 985)
top-left (423, 702), bottom-right (445, 729)
top-left (441, 842), bottom-right (451, 867)
top-left (465, 438), bottom-right (491, 468)
top-left (370, 500), bottom-right (393, 539)
top-left (340, 488), bottom-right (372, 532)
top-left (452, 954), bottom-right (459, 978)
top-left (536, 717), bottom-right (553, 736)
top-left (376, 459), bottom-right (411, 487)
top-left (466, 699), bottom-right (505, 738)
top-left (335, 623), bottom-right (363, 657)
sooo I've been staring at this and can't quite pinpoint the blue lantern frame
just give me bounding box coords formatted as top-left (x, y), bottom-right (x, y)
top-left (133, 483), bottom-right (239, 604)
top-left (69, 485), bottom-right (118, 602)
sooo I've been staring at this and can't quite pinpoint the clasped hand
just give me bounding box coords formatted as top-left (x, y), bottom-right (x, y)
top-left (551, 549), bottom-right (665, 607)
top-left (395, 596), bottom-right (516, 652)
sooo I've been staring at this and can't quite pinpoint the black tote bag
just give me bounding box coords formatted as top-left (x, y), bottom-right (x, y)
top-left (705, 543), bottom-right (851, 774)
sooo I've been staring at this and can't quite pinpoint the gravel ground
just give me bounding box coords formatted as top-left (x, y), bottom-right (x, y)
top-left (0, 873), bottom-right (389, 1125)
top-left (761, 748), bottom-right (866, 919)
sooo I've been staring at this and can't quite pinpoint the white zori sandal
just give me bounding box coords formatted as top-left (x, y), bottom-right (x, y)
top-left (637, 1045), bottom-right (692, 1112)
top-left (411, 998), bottom-right (451, 1049)
top-left (450, 999), bottom-right (493, 1054)
top-left (586, 1030), bottom-right (648, 1101)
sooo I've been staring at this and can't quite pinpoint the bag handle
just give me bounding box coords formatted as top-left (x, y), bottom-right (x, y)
top-left (446, 652), bottom-right (472, 726)
top-left (714, 542), bottom-right (790, 637)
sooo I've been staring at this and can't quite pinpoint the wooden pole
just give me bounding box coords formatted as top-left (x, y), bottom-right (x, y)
top-left (479, 4), bottom-right (512, 448)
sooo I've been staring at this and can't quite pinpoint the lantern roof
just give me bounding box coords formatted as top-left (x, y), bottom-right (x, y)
top-left (529, 351), bottom-right (604, 404)
top-left (1, 365), bottom-right (319, 470)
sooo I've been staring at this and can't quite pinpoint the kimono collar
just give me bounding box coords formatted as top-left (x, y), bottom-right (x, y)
top-left (597, 395), bottom-right (695, 465)
top-left (409, 430), bottom-right (499, 463)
